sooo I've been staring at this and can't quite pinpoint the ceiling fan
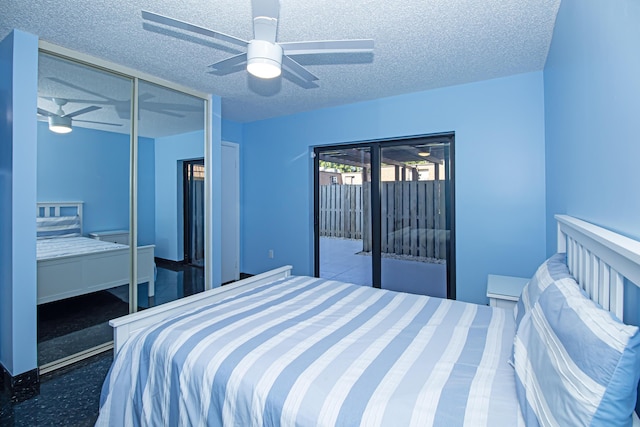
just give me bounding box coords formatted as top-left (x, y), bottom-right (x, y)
top-left (141, 0), bottom-right (374, 84)
top-left (45, 78), bottom-right (198, 120)
top-left (37, 98), bottom-right (122, 134)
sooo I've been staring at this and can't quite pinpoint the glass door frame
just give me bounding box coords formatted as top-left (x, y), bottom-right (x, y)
top-left (313, 133), bottom-right (456, 299)
top-left (37, 41), bottom-right (213, 372)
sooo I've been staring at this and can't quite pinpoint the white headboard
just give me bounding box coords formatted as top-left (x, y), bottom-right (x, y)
top-left (556, 214), bottom-right (640, 322)
top-left (37, 201), bottom-right (84, 235)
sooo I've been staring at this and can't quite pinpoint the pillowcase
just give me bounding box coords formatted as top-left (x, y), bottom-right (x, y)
top-left (513, 276), bottom-right (640, 427)
top-left (513, 253), bottom-right (572, 328)
top-left (36, 215), bottom-right (81, 239)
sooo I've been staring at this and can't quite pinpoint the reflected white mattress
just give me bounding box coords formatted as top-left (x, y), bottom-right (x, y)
top-left (37, 236), bottom-right (127, 261)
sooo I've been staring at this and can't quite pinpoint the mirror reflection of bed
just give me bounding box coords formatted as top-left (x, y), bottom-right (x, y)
top-left (36, 53), bottom-right (208, 370)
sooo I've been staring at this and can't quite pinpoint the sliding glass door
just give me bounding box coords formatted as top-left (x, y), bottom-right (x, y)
top-left (379, 142), bottom-right (452, 297)
top-left (314, 134), bottom-right (455, 298)
top-left (315, 146), bottom-right (372, 286)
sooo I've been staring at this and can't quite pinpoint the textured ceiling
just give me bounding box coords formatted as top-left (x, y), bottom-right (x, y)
top-left (2, 0), bottom-right (561, 125)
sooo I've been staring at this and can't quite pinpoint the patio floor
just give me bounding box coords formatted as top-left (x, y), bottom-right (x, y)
top-left (320, 237), bottom-right (447, 297)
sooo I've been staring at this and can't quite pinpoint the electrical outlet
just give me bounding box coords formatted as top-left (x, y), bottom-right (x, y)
top-left (268, 249), bottom-right (274, 259)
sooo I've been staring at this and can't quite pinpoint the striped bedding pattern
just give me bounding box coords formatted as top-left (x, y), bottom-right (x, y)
top-left (514, 276), bottom-right (640, 426)
top-left (97, 276), bottom-right (523, 427)
top-left (36, 215), bottom-right (81, 239)
top-left (37, 236), bottom-right (127, 261)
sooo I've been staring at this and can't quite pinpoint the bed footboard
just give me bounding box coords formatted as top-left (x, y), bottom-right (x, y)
top-left (110, 265), bottom-right (293, 354)
top-left (37, 245), bottom-right (156, 305)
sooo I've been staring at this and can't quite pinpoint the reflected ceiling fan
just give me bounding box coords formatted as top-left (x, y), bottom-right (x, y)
top-left (37, 98), bottom-right (122, 134)
top-left (45, 78), bottom-right (200, 120)
top-left (142, 0), bottom-right (374, 84)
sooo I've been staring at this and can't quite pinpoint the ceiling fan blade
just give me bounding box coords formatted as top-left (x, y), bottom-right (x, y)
top-left (280, 39), bottom-right (374, 56)
top-left (64, 105), bottom-right (101, 118)
top-left (209, 53), bottom-right (248, 70)
top-left (141, 102), bottom-right (204, 112)
top-left (281, 68), bottom-right (320, 90)
top-left (252, 0), bottom-right (280, 20)
top-left (37, 107), bottom-right (55, 117)
top-left (141, 11), bottom-right (248, 48)
top-left (74, 119), bottom-right (123, 127)
top-left (47, 77), bottom-right (113, 101)
top-left (282, 55), bottom-right (319, 82)
top-left (58, 98), bottom-right (113, 105)
top-left (138, 93), bottom-right (155, 102)
top-left (142, 108), bottom-right (185, 118)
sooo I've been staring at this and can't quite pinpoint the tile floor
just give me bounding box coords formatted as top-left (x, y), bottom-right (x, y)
top-left (0, 352), bottom-right (112, 426)
top-left (2, 261), bottom-right (207, 425)
top-left (1, 243), bottom-right (445, 424)
top-left (320, 237), bottom-right (447, 297)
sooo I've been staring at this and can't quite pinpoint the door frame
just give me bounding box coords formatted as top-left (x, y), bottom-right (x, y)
top-left (183, 159), bottom-right (205, 265)
top-left (313, 133), bottom-right (456, 299)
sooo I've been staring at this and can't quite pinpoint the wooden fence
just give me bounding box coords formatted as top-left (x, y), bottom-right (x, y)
top-left (319, 184), bottom-right (364, 239)
top-left (320, 181), bottom-right (448, 259)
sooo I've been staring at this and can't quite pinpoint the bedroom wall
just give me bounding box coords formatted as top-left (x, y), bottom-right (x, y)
top-left (0, 30), bottom-right (38, 377)
top-left (153, 119), bottom-right (242, 263)
top-left (36, 122), bottom-right (156, 245)
top-left (154, 129), bottom-right (204, 261)
top-left (544, 0), bottom-right (640, 318)
top-left (241, 71), bottom-right (547, 305)
top-left (223, 119), bottom-right (243, 145)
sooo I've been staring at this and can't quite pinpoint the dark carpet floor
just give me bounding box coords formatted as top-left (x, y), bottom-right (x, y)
top-left (0, 351), bottom-right (112, 427)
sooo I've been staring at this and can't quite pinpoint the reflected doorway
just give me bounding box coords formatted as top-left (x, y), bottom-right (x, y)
top-left (183, 159), bottom-right (205, 267)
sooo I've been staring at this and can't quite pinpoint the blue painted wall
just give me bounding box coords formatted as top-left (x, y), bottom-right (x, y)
top-left (544, 0), bottom-right (640, 247)
top-left (137, 135), bottom-right (156, 246)
top-left (152, 118), bottom-right (239, 264)
top-left (222, 119), bottom-right (243, 144)
top-left (0, 30), bottom-right (38, 376)
top-left (241, 72), bottom-right (547, 304)
top-left (36, 122), bottom-right (156, 245)
top-left (544, 0), bottom-right (640, 322)
top-left (154, 129), bottom-right (204, 261)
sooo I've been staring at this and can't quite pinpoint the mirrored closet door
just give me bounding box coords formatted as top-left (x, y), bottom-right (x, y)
top-left (136, 80), bottom-right (206, 310)
top-left (37, 52), bottom-right (133, 368)
top-left (36, 50), bottom-right (209, 372)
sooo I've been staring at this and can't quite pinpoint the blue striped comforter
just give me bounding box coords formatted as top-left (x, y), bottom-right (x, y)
top-left (97, 276), bottom-right (523, 426)
top-left (37, 237), bottom-right (127, 261)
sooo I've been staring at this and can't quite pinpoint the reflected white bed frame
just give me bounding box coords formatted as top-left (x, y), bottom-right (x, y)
top-left (37, 202), bottom-right (156, 305)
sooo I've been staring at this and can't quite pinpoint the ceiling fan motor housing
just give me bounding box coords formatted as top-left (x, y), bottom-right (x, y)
top-left (48, 115), bottom-right (72, 133)
top-left (247, 39), bottom-right (283, 79)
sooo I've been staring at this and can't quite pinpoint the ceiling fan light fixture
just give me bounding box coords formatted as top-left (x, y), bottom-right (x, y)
top-left (246, 40), bottom-right (283, 79)
top-left (48, 115), bottom-right (72, 134)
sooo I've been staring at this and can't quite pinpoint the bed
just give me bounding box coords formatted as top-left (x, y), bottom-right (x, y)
top-left (97, 215), bottom-right (640, 426)
top-left (37, 202), bottom-right (155, 305)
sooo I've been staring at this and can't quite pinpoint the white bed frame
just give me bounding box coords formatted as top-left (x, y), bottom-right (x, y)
top-left (37, 202), bottom-right (156, 305)
top-left (556, 214), bottom-right (640, 321)
top-left (110, 214), bottom-right (640, 357)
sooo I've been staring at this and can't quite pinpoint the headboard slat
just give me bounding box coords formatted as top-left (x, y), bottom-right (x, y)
top-left (556, 214), bottom-right (640, 323)
top-left (36, 202), bottom-right (84, 235)
top-left (612, 271), bottom-right (624, 320)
